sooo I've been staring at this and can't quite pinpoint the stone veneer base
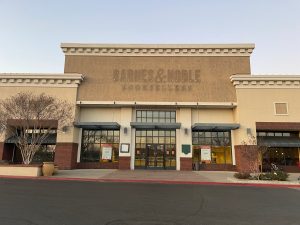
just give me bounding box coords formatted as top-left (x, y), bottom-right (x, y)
top-left (0, 165), bottom-right (42, 176)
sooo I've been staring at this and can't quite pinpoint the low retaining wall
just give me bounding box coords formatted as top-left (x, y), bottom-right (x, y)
top-left (0, 164), bottom-right (42, 177)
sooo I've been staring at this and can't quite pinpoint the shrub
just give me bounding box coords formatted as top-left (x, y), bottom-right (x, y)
top-left (273, 171), bottom-right (289, 181)
top-left (258, 173), bottom-right (272, 180)
top-left (234, 172), bottom-right (251, 179)
top-left (258, 171), bottom-right (289, 181)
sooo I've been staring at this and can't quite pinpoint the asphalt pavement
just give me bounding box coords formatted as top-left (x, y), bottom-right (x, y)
top-left (0, 178), bottom-right (299, 225)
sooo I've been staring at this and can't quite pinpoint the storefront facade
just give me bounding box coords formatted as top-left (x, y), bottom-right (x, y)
top-left (0, 43), bottom-right (299, 172)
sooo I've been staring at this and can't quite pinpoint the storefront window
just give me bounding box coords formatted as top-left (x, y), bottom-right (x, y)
top-left (257, 131), bottom-right (300, 167)
top-left (81, 129), bottom-right (119, 163)
top-left (263, 147), bottom-right (299, 166)
top-left (192, 131), bottom-right (232, 164)
top-left (32, 145), bottom-right (56, 163)
top-left (136, 110), bottom-right (176, 123)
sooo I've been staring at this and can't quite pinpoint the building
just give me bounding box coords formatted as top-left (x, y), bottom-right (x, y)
top-left (0, 43), bottom-right (299, 172)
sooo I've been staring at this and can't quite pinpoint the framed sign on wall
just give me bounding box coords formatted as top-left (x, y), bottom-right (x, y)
top-left (120, 143), bottom-right (130, 153)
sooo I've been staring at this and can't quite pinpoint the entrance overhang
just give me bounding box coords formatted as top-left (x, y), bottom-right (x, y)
top-left (192, 123), bottom-right (240, 131)
top-left (74, 122), bottom-right (120, 130)
top-left (130, 122), bottom-right (181, 130)
top-left (258, 137), bottom-right (300, 148)
top-left (5, 133), bottom-right (57, 145)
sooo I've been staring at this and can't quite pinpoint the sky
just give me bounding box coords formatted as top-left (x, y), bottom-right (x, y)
top-left (0, 0), bottom-right (300, 74)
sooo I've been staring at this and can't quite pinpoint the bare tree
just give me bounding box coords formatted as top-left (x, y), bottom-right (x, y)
top-left (241, 135), bottom-right (269, 179)
top-left (0, 92), bottom-right (73, 164)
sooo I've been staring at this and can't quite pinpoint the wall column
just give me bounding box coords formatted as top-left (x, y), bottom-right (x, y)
top-left (55, 127), bottom-right (79, 170)
top-left (119, 108), bottom-right (132, 170)
top-left (178, 108), bottom-right (193, 171)
top-left (235, 145), bottom-right (259, 173)
top-left (0, 142), bottom-right (14, 162)
top-left (0, 142), bottom-right (5, 161)
top-left (54, 143), bottom-right (78, 169)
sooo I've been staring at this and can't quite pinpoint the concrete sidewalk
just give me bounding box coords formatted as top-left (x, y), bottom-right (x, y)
top-left (52, 169), bottom-right (300, 186)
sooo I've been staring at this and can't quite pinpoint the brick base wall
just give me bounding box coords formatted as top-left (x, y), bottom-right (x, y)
top-left (119, 156), bottom-right (131, 170)
top-left (180, 157), bottom-right (192, 171)
top-left (77, 162), bottom-right (119, 169)
top-left (54, 143), bottom-right (78, 170)
top-left (0, 142), bottom-right (14, 162)
top-left (0, 142), bottom-right (4, 161)
top-left (235, 145), bottom-right (259, 173)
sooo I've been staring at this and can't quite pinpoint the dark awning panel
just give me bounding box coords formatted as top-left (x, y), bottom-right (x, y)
top-left (130, 122), bottom-right (181, 130)
top-left (256, 122), bottom-right (300, 131)
top-left (192, 123), bottom-right (240, 131)
top-left (258, 137), bottom-right (300, 148)
top-left (74, 122), bottom-right (120, 130)
top-left (5, 133), bottom-right (57, 145)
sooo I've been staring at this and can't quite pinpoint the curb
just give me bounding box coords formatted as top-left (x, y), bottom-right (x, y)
top-left (0, 175), bottom-right (300, 188)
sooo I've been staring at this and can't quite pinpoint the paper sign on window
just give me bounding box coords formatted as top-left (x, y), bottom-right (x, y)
top-left (102, 146), bottom-right (112, 160)
top-left (201, 147), bottom-right (211, 162)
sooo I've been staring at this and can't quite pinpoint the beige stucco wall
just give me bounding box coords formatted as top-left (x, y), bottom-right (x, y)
top-left (191, 109), bottom-right (235, 124)
top-left (0, 86), bottom-right (78, 143)
top-left (65, 56), bottom-right (250, 102)
top-left (79, 108), bottom-right (121, 122)
top-left (234, 88), bottom-right (300, 145)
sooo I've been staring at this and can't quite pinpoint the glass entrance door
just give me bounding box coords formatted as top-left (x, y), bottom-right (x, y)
top-left (146, 144), bottom-right (164, 169)
top-left (135, 129), bottom-right (176, 170)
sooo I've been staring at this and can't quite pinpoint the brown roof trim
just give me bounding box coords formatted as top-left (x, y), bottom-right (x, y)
top-left (256, 122), bottom-right (300, 131)
top-left (7, 119), bottom-right (58, 129)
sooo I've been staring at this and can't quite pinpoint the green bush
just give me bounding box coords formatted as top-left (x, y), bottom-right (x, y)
top-left (273, 171), bottom-right (289, 181)
top-left (234, 172), bottom-right (251, 179)
top-left (234, 171), bottom-right (289, 181)
top-left (259, 171), bottom-right (289, 181)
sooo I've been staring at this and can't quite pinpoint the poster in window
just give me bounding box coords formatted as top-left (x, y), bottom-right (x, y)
top-left (102, 145), bottom-right (112, 160)
top-left (201, 146), bottom-right (211, 163)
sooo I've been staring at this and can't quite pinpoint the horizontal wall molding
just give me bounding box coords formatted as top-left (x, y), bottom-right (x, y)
top-left (61, 43), bottom-right (255, 57)
top-left (231, 75), bottom-right (300, 89)
top-left (77, 100), bottom-right (237, 108)
top-left (0, 73), bottom-right (84, 88)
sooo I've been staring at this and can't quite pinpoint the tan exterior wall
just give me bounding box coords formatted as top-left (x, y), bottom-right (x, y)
top-left (64, 56), bottom-right (251, 102)
top-left (79, 108), bottom-right (121, 122)
top-left (234, 88), bottom-right (300, 144)
top-left (191, 109), bottom-right (235, 124)
top-left (0, 86), bottom-right (78, 143)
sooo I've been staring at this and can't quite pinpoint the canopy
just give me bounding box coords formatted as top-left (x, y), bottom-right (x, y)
top-left (258, 137), bottom-right (300, 148)
top-left (5, 133), bottom-right (57, 145)
top-left (130, 122), bottom-right (181, 130)
top-left (74, 122), bottom-right (120, 130)
top-left (192, 123), bottom-right (240, 131)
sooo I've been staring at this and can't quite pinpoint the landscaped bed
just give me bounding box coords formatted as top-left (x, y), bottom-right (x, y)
top-left (234, 171), bottom-right (289, 181)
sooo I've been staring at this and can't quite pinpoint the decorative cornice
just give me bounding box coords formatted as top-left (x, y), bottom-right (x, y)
top-left (231, 74), bottom-right (300, 89)
top-left (61, 43), bottom-right (255, 57)
top-left (0, 73), bottom-right (84, 88)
